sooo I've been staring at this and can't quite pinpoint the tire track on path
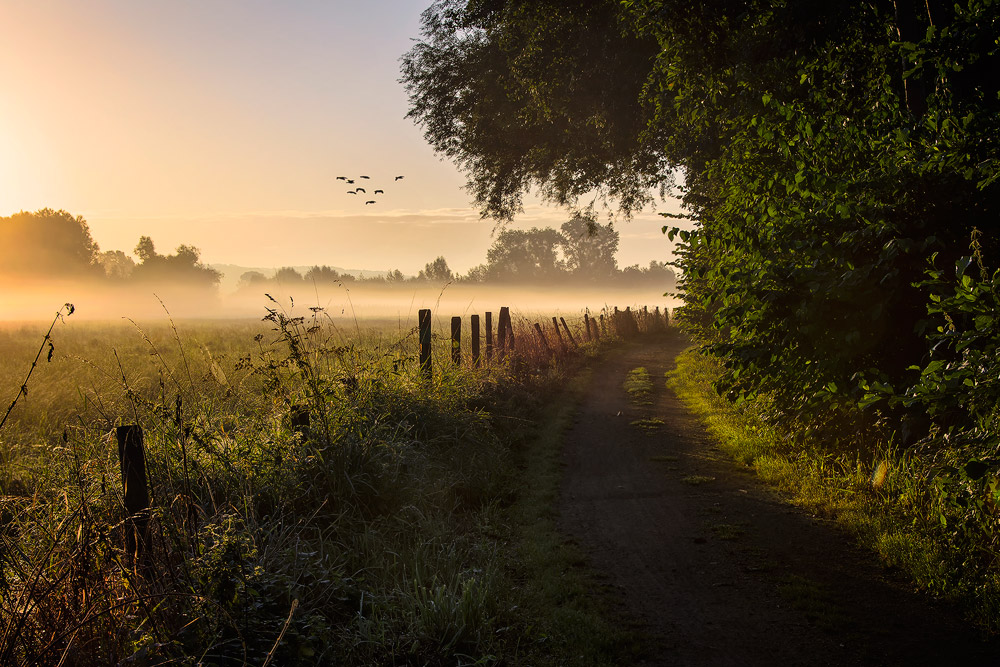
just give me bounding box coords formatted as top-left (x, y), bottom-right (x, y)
top-left (558, 331), bottom-right (1000, 666)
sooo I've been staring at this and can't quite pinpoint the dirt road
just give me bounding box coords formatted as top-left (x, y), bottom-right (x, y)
top-left (558, 331), bottom-right (1000, 666)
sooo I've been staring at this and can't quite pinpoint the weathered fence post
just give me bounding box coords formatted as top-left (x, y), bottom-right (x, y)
top-left (485, 311), bottom-right (494, 361)
top-left (471, 314), bottom-right (481, 365)
top-left (497, 307), bottom-right (511, 356)
top-left (583, 313), bottom-right (592, 342)
top-left (451, 316), bottom-right (462, 365)
top-left (551, 316), bottom-right (566, 353)
top-left (559, 317), bottom-right (577, 347)
top-left (533, 323), bottom-right (553, 357)
top-left (600, 313), bottom-right (606, 336)
top-left (116, 424), bottom-right (150, 571)
top-left (418, 308), bottom-right (432, 378)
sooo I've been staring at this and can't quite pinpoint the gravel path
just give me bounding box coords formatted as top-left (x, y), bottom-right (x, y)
top-left (557, 331), bottom-right (1000, 666)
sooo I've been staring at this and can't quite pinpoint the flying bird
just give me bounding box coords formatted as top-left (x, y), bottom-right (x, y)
top-left (374, 189), bottom-right (384, 195)
top-left (355, 187), bottom-right (366, 193)
top-left (365, 200), bottom-right (376, 205)
top-left (347, 190), bottom-right (357, 194)
top-left (336, 176), bottom-right (347, 180)
top-left (346, 179), bottom-right (355, 184)
top-left (394, 175), bottom-right (404, 181)
top-left (359, 175), bottom-right (370, 179)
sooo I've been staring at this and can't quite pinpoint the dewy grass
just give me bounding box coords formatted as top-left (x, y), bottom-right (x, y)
top-left (666, 346), bottom-right (1000, 632)
top-left (623, 366), bottom-right (654, 405)
top-left (0, 307), bottom-right (644, 664)
top-left (630, 417), bottom-right (665, 432)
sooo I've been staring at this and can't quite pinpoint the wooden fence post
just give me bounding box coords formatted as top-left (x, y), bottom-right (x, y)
top-left (471, 314), bottom-right (481, 365)
top-left (498, 307), bottom-right (510, 356)
top-left (451, 316), bottom-right (462, 365)
top-left (418, 308), bottom-right (432, 378)
top-left (504, 307), bottom-right (515, 347)
top-left (485, 311), bottom-right (494, 361)
top-left (600, 313), bottom-right (606, 336)
top-left (551, 316), bottom-right (566, 352)
top-left (116, 424), bottom-right (150, 571)
top-left (583, 313), bottom-right (592, 342)
top-left (559, 317), bottom-right (577, 347)
top-left (533, 323), bottom-right (553, 357)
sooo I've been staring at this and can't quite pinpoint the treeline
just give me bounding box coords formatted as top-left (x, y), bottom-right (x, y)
top-left (402, 0), bottom-right (1000, 617)
top-left (236, 216), bottom-right (675, 289)
top-left (0, 209), bottom-right (220, 288)
top-left (2, 209), bottom-right (673, 292)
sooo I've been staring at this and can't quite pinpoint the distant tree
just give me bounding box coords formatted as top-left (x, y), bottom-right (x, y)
top-left (131, 236), bottom-right (221, 287)
top-left (642, 260), bottom-right (676, 287)
top-left (559, 216), bottom-right (618, 279)
top-left (463, 263), bottom-right (489, 283)
top-left (417, 256), bottom-right (454, 282)
top-left (237, 271), bottom-right (268, 289)
top-left (386, 269), bottom-right (406, 283)
top-left (134, 235), bottom-right (157, 263)
top-left (485, 227), bottom-right (564, 281)
top-left (304, 265), bottom-right (342, 284)
top-left (97, 250), bottom-right (136, 281)
top-left (0, 208), bottom-right (102, 277)
top-left (273, 267), bottom-right (304, 284)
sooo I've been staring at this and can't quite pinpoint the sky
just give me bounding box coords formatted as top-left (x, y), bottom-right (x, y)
top-left (0, 0), bottom-right (681, 276)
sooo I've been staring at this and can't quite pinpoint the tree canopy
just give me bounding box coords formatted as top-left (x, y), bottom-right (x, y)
top-left (403, 0), bottom-right (1000, 441)
top-left (0, 209), bottom-right (102, 278)
top-left (131, 236), bottom-right (222, 287)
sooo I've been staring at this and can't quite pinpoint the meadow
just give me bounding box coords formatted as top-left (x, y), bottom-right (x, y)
top-left (0, 299), bottom-right (663, 665)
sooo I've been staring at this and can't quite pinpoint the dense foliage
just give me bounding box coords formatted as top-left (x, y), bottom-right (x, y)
top-left (405, 0), bottom-right (1000, 603)
top-left (404, 0), bottom-right (1000, 436)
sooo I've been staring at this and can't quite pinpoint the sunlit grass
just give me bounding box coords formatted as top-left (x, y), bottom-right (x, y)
top-left (666, 346), bottom-right (1000, 632)
top-left (623, 366), bottom-right (654, 405)
top-left (0, 302), bottom-right (655, 664)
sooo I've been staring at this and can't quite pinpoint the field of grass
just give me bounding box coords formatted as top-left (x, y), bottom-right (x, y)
top-left (0, 301), bottom-right (663, 665)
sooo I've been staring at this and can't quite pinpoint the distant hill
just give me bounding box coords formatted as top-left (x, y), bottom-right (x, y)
top-left (210, 264), bottom-right (393, 292)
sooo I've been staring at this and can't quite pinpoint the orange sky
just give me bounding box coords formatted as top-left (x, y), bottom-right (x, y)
top-left (0, 0), bottom-right (681, 275)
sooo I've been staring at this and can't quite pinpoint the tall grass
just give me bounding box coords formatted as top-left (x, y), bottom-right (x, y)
top-left (0, 302), bottom-right (655, 664)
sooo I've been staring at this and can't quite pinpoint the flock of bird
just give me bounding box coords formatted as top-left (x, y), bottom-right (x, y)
top-left (336, 174), bottom-right (404, 205)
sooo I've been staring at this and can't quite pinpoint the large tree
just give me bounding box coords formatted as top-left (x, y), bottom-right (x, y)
top-left (0, 209), bottom-right (102, 278)
top-left (484, 227), bottom-right (564, 281)
top-left (559, 216), bottom-right (618, 279)
top-left (401, 0), bottom-right (666, 220)
top-left (403, 0), bottom-right (1000, 435)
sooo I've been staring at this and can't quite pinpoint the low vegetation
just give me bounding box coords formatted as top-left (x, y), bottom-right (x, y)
top-left (668, 348), bottom-right (1000, 632)
top-left (0, 303), bottom-right (662, 665)
top-left (403, 0), bottom-right (1000, 635)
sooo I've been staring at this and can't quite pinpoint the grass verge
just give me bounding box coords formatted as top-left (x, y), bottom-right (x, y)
top-left (666, 346), bottom-right (1000, 632)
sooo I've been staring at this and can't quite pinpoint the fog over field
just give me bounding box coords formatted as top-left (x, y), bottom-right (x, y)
top-left (0, 278), bottom-right (678, 324)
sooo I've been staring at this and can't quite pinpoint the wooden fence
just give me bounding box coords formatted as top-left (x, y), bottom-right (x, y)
top-left (112, 303), bottom-right (670, 569)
